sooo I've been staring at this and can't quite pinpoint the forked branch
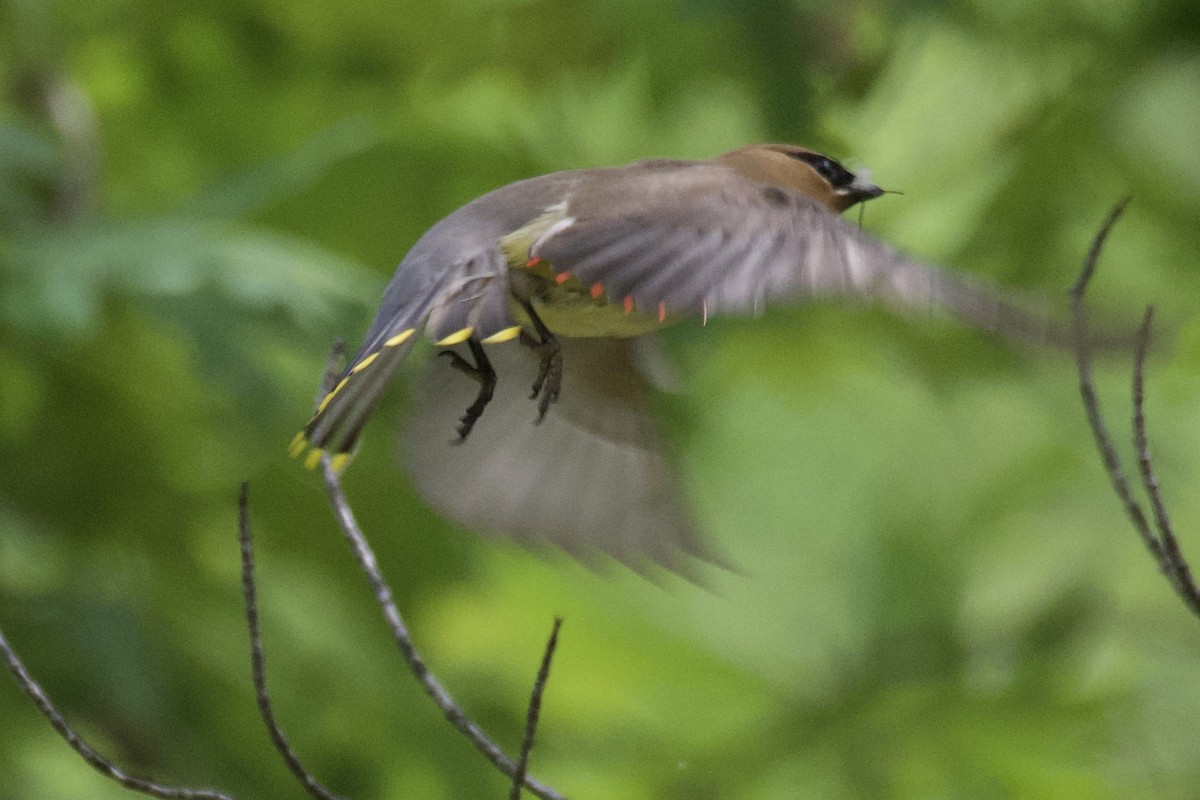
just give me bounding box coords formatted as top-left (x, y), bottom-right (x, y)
top-left (1069, 198), bottom-right (1200, 618)
top-left (316, 456), bottom-right (567, 800)
top-left (310, 345), bottom-right (566, 800)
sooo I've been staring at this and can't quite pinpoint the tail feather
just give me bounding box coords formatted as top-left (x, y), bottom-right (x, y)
top-left (292, 327), bottom-right (420, 468)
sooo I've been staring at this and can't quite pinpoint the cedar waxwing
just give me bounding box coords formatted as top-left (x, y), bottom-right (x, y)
top-left (292, 144), bottom-right (1066, 572)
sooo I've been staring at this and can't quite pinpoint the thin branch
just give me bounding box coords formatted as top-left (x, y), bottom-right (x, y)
top-left (1069, 198), bottom-right (1200, 618)
top-left (1068, 198), bottom-right (1162, 558)
top-left (1068, 197), bottom-right (1133, 303)
top-left (317, 458), bottom-right (568, 800)
top-left (1130, 311), bottom-right (1200, 613)
top-left (0, 626), bottom-right (233, 800)
top-left (238, 484), bottom-right (348, 800)
top-left (509, 617), bottom-right (563, 800)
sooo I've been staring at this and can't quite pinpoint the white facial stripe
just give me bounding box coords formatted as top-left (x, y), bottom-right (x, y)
top-left (837, 168), bottom-right (881, 196)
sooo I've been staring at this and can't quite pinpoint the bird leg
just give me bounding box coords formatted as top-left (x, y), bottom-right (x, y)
top-left (438, 337), bottom-right (496, 441)
top-left (517, 299), bottom-right (562, 422)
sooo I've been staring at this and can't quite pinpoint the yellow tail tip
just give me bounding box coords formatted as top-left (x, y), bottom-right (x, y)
top-left (481, 325), bottom-right (523, 344)
top-left (315, 376), bottom-right (350, 415)
top-left (298, 447), bottom-right (353, 473)
top-left (288, 432), bottom-right (309, 458)
top-left (435, 326), bottom-right (475, 346)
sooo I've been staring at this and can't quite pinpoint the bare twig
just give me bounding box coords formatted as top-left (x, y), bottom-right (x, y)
top-left (509, 617), bottom-right (563, 800)
top-left (318, 458), bottom-right (568, 800)
top-left (1069, 198), bottom-right (1200, 617)
top-left (1068, 199), bottom-right (1159, 556)
top-left (306, 343), bottom-right (567, 799)
top-left (1131, 311), bottom-right (1200, 613)
top-left (1068, 198), bottom-right (1133, 304)
top-left (238, 484), bottom-right (348, 800)
top-left (0, 626), bottom-right (233, 800)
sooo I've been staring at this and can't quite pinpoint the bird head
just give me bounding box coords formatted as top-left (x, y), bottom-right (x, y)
top-left (715, 143), bottom-right (884, 213)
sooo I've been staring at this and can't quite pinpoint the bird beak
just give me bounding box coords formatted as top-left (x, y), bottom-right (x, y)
top-left (839, 169), bottom-right (885, 206)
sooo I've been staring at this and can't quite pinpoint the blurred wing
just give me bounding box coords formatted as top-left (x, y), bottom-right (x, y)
top-left (402, 336), bottom-right (716, 576)
top-left (530, 164), bottom-right (1059, 341)
top-left (295, 247), bottom-right (517, 463)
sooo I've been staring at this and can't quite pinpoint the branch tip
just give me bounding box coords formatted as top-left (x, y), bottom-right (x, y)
top-left (1069, 196), bottom-right (1131, 303)
top-left (510, 617), bottom-right (564, 800)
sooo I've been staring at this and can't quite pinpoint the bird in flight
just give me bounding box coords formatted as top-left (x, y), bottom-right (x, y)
top-left (292, 144), bottom-right (1068, 573)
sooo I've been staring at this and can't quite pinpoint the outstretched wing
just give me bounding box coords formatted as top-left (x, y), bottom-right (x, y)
top-left (402, 336), bottom-right (720, 577)
top-left (529, 162), bottom-right (1058, 341)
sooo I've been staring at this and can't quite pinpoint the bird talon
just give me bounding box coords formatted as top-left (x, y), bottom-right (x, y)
top-left (518, 301), bottom-right (562, 420)
top-left (532, 346), bottom-right (562, 422)
top-left (440, 339), bottom-right (496, 441)
top-left (439, 349), bottom-right (477, 378)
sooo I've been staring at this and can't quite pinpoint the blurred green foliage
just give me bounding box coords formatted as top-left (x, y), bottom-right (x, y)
top-left (2, 0), bottom-right (1200, 798)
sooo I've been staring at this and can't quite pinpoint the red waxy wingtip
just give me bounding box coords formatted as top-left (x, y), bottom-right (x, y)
top-left (590, 282), bottom-right (604, 299)
top-left (657, 302), bottom-right (667, 323)
top-left (554, 271), bottom-right (571, 285)
top-left (622, 295), bottom-right (634, 314)
top-left (525, 257), bottom-right (541, 268)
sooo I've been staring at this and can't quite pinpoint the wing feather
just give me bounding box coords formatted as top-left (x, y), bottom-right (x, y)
top-left (535, 167), bottom-right (911, 315)
top-left (402, 337), bottom-right (718, 575)
top-left (525, 162), bottom-right (1069, 343)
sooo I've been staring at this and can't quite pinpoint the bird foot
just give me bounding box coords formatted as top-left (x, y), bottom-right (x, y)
top-left (438, 341), bottom-right (496, 441)
top-left (520, 330), bottom-right (562, 422)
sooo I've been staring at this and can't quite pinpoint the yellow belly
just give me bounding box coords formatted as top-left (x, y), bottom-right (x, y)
top-left (509, 284), bottom-right (668, 337)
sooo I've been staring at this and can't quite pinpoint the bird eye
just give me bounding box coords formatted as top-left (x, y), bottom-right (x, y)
top-left (792, 152), bottom-right (856, 189)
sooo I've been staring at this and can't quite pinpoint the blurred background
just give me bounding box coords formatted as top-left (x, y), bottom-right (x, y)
top-left (2, 0), bottom-right (1200, 797)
